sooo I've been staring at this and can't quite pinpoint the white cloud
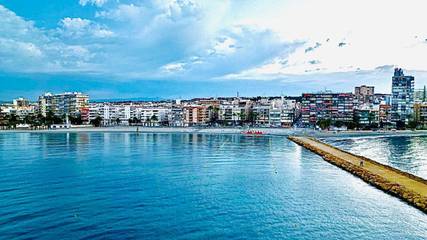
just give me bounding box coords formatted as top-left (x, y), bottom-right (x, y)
top-left (0, 5), bottom-right (100, 73)
top-left (79, 0), bottom-right (108, 7)
top-left (3, 0), bottom-right (427, 84)
top-left (59, 17), bottom-right (114, 39)
top-left (61, 17), bottom-right (91, 31)
top-left (161, 62), bottom-right (186, 73)
top-left (225, 0), bottom-right (427, 78)
top-left (208, 36), bottom-right (237, 55)
top-left (95, 4), bottom-right (144, 21)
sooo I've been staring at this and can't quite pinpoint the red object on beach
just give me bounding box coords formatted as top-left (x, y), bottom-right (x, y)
top-left (242, 130), bottom-right (264, 135)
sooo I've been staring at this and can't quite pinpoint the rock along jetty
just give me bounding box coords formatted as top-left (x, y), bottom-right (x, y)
top-left (288, 136), bottom-right (427, 214)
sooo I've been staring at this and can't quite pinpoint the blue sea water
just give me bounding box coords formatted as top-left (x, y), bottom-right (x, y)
top-left (0, 133), bottom-right (426, 240)
top-left (324, 135), bottom-right (427, 179)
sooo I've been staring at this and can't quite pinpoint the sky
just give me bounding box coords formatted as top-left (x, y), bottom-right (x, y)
top-left (1, 0), bottom-right (427, 100)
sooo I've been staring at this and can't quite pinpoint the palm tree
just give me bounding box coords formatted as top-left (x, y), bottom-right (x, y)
top-left (238, 111), bottom-right (246, 126)
top-left (368, 112), bottom-right (376, 128)
top-left (7, 114), bottom-right (19, 129)
top-left (247, 111), bottom-right (258, 126)
top-left (90, 116), bottom-right (103, 127)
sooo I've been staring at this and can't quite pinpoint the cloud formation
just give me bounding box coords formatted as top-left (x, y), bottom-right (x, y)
top-left (79, 0), bottom-right (108, 7)
top-left (1, 0), bottom-right (427, 85)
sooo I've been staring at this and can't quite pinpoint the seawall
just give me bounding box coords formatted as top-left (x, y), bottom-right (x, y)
top-left (288, 136), bottom-right (427, 214)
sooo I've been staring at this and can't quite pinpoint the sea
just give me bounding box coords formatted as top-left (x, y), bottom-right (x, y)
top-left (0, 132), bottom-right (426, 239)
top-left (324, 135), bottom-right (427, 179)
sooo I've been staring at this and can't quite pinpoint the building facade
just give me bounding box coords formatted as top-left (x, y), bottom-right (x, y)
top-left (391, 68), bottom-right (414, 124)
top-left (301, 92), bottom-right (354, 126)
top-left (38, 92), bottom-right (89, 122)
top-left (414, 103), bottom-right (427, 128)
top-left (355, 85), bottom-right (374, 104)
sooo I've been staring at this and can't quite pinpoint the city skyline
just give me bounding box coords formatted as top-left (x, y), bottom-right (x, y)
top-left (3, 69), bottom-right (425, 130)
top-left (1, 0), bottom-right (427, 99)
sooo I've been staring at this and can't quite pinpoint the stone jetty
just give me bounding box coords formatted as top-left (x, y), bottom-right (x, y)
top-left (288, 136), bottom-right (427, 214)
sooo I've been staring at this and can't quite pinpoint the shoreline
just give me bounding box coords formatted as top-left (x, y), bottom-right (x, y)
top-left (2, 126), bottom-right (427, 138)
top-left (288, 136), bottom-right (427, 214)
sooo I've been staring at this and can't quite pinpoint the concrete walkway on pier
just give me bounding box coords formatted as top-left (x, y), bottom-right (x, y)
top-left (289, 136), bottom-right (427, 213)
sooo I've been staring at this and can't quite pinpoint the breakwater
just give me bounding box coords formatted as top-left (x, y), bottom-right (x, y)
top-left (288, 136), bottom-right (427, 214)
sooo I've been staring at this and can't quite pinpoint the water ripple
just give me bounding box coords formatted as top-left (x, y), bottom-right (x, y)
top-left (0, 133), bottom-right (426, 239)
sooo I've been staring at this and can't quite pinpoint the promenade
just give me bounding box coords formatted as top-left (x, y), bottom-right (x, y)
top-left (288, 136), bottom-right (427, 214)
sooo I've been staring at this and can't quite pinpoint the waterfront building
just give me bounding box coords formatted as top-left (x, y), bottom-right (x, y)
top-left (373, 93), bottom-right (392, 105)
top-left (301, 92), bottom-right (354, 126)
top-left (89, 102), bottom-right (174, 126)
top-left (13, 98), bottom-right (30, 109)
top-left (268, 99), bottom-right (283, 127)
top-left (354, 104), bottom-right (379, 127)
top-left (0, 99), bottom-right (36, 120)
top-left (379, 103), bottom-right (392, 127)
top-left (135, 107), bottom-right (171, 126)
top-left (252, 104), bottom-right (270, 126)
top-left (355, 85), bottom-right (374, 104)
top-left (391, 68), bottom-right (414, 124)
top-left (267, 98), bottom-right (296, 128)
top-left (38, 93), bottom-right (57, 116)
top-left (88, 103), bottom-right (103, 120)
top-left (281, 100), bottom-right (297, 128)
top-left (414, 86), bottom-right (427, 103)
top-left (413, 103), bottom-right (427, 128)
top-left (168, 107), bottom-right (184, 127)
top-left (38, 92), bottom-right (89, 121)
top-left (89, 103), bottom-right (129, 126)
top-left (218, 103), bottom-right (244, 125)
top-left (183, 105), bottom-right (211, 126)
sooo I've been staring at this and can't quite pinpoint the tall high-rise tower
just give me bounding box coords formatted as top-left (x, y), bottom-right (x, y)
top-left (391, 68), bottom-right (414, 124)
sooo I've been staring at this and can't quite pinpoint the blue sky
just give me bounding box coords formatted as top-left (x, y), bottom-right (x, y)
top-left (1, 0), bottom-right (427, 100)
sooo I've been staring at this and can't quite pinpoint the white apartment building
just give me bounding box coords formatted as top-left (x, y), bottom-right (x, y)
top-left (89, 102), bottom-right (172, 126)
top-left (38, 92), bottom-right (89, 120)
top-left (268, 99), bottom-right (296, 127)
top-left (218, 103), bottom-right (244, 124)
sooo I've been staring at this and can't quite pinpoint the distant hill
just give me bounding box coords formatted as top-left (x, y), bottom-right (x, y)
top-left (91, 97), bottom-right (166, 103)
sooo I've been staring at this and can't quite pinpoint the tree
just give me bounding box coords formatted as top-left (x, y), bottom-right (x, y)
top-left (133, 117), bottom-right (139, 124)
top-left (368, 112), bottom-right (376, 127)
top-left (396, 120), bottom-right (406, 130)
top-left (23, 114), bottom-right (35, 125)
top-left (407, 120), bottom-right (418, 130)
top-left (247, 111), bottom-right (258, 126)
top-left (207, 106), bottom-right (219, 124)
top-left (151, 115), bottom-right (158, 122)
top-left (45, 111), bottom-right (55, 125)
top-left (345, 121), bottom-right (357, 130)
top-left (334, 121), bottom-right (344, 128)
top-left (238, 111), bottom-right (246, 122)
top-left (90, 116), bottom-right (103, 127)
top-left (45, 111), bottom-right (63, 125)
top-left (70, 114), bottom-right (83, 125)
top-left (7, 114), bottom-right (19, 128)
top-left (115, 117), bottom-right (121, 125)
top-left (352, 114), bottom-right (361, 130)
top-left (317, 119), bottom-right (331, 130)
top-left (35, 114), bottom-right (46, 127)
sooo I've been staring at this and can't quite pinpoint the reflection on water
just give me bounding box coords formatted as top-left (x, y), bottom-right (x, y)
top-left (325, 136), bottom-right (427, 179)
top-left (0, 133), bottom-right (426, 239)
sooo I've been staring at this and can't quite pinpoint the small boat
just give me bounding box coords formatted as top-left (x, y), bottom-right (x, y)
top-left (241, 130), bottom-right (264, 135)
